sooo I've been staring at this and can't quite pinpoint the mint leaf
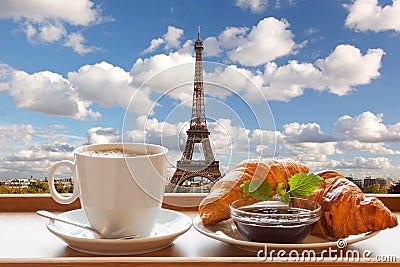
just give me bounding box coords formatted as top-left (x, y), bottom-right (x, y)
top-left (240, 180), bottom-right (273, 201)
top-left (287, 173), bottom-right (323, 198)
top-left (276, 182), bottom-right (290, 202)
top-left (280, 192), bottom-right (290, 203)
top-left (275, 182), bottom-right (285, 196)
top-left (240, 173), bottom-right (323, 203)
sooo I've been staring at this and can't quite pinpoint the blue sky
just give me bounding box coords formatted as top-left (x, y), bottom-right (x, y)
top-left (1, 0), bottom-right (400, 180)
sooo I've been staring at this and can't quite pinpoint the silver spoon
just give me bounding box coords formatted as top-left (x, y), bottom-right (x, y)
top-left (37, 210), bottom-right (139, 240)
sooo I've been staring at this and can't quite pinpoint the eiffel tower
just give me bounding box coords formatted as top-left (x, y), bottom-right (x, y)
top-left (169, 28), bottom-right (222, 193)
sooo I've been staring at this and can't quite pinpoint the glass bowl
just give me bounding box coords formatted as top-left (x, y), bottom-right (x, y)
top-left (229, 197), bottom-right (321, 243)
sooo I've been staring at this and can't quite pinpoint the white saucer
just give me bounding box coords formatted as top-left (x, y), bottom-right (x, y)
top-left (193, 215), bottom-right (379, 252)
top-left (46, 209), bottom-right (192, 255)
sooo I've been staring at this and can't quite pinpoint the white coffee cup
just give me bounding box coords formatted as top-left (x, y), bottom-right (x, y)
top-left (48, 143), bottom-right (168, 239)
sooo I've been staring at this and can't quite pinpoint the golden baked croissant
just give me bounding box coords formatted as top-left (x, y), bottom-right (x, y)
top-left (309, 170), bottom-right (398, 239)
top-left (199, 159), bottom-right (398, 239)
top-left (199, 159), bottom-right (309, 225)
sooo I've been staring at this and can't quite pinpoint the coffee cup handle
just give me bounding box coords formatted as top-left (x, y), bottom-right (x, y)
top-left (48, 160), bottom-right (80, 204)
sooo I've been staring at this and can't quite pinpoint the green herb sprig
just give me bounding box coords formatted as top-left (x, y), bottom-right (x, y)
top-left (240, 173), bottom-right (323, 203)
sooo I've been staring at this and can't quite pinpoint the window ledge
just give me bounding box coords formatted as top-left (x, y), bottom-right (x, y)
top-left (0, 193), bottom-right (207, 212)
top-left (0, 193), bottom-right (399, 212)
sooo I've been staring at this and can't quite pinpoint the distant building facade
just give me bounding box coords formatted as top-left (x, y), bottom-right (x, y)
top-left (346, 176), bottom-right (363, 189)
top-left (363, 177), bottom-right (391, 189)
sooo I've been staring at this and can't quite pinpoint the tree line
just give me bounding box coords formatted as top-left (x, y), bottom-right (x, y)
top-left (0, 180), bottom-right (73, 194)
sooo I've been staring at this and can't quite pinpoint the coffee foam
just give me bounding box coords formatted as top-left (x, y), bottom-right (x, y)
top-left (83, 148), bottom-right (143, 157)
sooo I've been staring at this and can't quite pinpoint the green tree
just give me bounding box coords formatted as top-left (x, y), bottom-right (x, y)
top-left (389, 183), bottom-right (400, 194)
top-left (55, 183), bottom-right (64, 193)
top-left (26, 180), bottom-right (49, 193)
top-left (0, 186), bottom-right (24, 194)
top-left (0, 185), bottom-right (12, 194)
top-left (363, 184), bottom-right (388, 194)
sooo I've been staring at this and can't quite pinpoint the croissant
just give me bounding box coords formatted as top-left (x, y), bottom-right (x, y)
top-left (199, 159), bottom-right (309, 225)
top-left (199, 159), bottom-right (398, 239)
top-left (309, 170), bottom-right (398, 239)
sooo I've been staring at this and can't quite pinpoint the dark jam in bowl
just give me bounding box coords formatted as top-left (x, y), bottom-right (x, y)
top-left (233, 207), bottom-right (315, 243)
top-left (230, 198), bottom-right (321, 243)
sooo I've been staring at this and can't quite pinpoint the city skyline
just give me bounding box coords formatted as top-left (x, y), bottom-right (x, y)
top-left (1, 0), bottom-right (400, 180)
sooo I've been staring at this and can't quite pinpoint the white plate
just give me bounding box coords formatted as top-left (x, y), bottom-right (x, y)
top-left (193, 215), bottom-right (379, 252)
top-left (46, 209), bottom-right (192, 255)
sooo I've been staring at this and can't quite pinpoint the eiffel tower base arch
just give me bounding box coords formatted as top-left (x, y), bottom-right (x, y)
top-left (168, 161), bottom-right (221, 193)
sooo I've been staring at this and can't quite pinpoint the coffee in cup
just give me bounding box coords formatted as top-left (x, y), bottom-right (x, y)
top-left (48, 143), bottom-right (168, 239)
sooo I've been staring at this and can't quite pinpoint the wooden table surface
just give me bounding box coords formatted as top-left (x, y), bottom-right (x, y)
top-left (0, 209), bottom-right (399, 266)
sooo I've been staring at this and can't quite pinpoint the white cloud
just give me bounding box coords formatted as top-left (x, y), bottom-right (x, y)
top-left (142, 26), bottom-right (184, 54)
top-left (2, 149), bottom-right (74, 178)
top-left (209, 118), bottom-right (251, 154)
top-left (283, 122), bottom-right (336, 143)
top-left (40, 142), bottom-right (75, 153)
top-left (271, 122), bottom-right (338, 162)
top-left (203, 44), bottom-right (384, 103)
top-left (335, 111), bottom-right (400, 142)
top-left (264, 60), bottom-right (322, 101)
top-left (134, 115), bottom-right (188, 150)
top-left (0, 124), bottom-right (36, 149)
top-left (23, 23), bottom-right (37, 40)
top-left (305, 157), bottom-right (400, 178)
top-left (2, 110), bottom-right (400, 178)
top-left (345, 0), bottom-right (400, 32)
top-left (333, 111), bottom-right (400, 156)
top-left (38, 22), bottom-right (66, 42)
top-left (87, 127), bottom-right (120, 144)
top-left (203, 36), bottom-right (222, 57)
top-left (338, 140), bottom-right (400, 155)
top-left (0, 124), bottom-right (85, 178)
top-left (315, 45), bottom-right (384, 95)
top-left (197, 18), bottom-right (296, 66)
top-left (0, 63), bottom-right (13, 85)
top-left (194, 18), bottom-right (384, 100)
top-left (128, 27), bottom-right (372, 106)
top-left (131, 41), bottom-right (385, 109)
top-left (150, 18), bottom-right (383, 102)
top-left (305, 28), bottom-right (319, 36)
top-left (123, 129), bottom-right (146, 143)
top-left (2, 67), bottom-right (99, 120)
top-left (116, 114), bottom-right (400, 177)
top-left (130, 52), bottom-right (194, 87)
top-left (250, 129), bottom-right (280, 157)
top-left (218, 26), bottom-right (248, 49)
top-left (127, 116), bottom-right (255, 172)
top-left (204, 64), bottom-right (266, 103)
top-left (129, 52), bottom-right (195, 109)
top-left (235, 0), bottom-right (269, 13)
top-left (2, 58), bottom-right (194, 119)
top-left (142, 38), bottom-right (164, 54)
top-left (136, 115), bottom-right (184, 137)
top-left (64, 32), bottom-right (101, 55)
top-left (260, 44), bottom-right (384, 101)
top-left (0, 0), bottom-right (104, 25)
top-left (0, 40), bottom-right (386, 121)
top-left (126, 116), bottom-right (335, 169)
top-left (334, 156), bottom-right (394, 170)
top-left (6, 149), bottom-right (73, 162)
top-left (49, 124), bottom-right (66, 130)
top-left (0, 0), bottom-right (110, 53)
top-left (163, 26), bottom-right (184, 50)
top-left (228, 17), bottom-right (296, 66)
top-left (178, 40), bottom-right (194, 55)
top-left (283, 141), bottom-right (337, 162)
top-left (1, 53), bottom-right (195, 119)
top-left (68, 61), bottom-right (137, 110)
